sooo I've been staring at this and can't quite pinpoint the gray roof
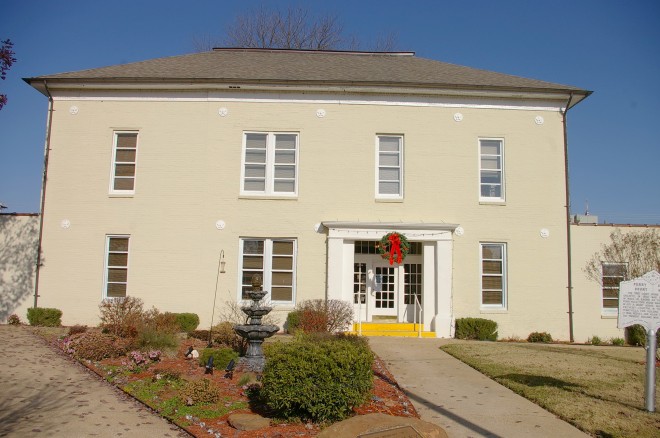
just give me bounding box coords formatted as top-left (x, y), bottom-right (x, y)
top-left (25, 49), bottom-right (591, 104)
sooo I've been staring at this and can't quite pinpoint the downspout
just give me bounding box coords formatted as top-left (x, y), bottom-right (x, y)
top-left (33, 80), bottom-right (54, 308)
top-left (561, 93), bottom-right (575, 342)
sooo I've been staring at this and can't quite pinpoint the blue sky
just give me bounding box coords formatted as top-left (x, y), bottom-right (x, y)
top-left (1, 0), bottom-right (659, 224)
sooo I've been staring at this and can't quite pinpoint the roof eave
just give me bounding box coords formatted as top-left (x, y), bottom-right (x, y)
top-left (25, 76), bottom-right (590, 105)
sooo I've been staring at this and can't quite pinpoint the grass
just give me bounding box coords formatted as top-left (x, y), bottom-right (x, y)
top-left (441, 341), bottom-right (660, 437)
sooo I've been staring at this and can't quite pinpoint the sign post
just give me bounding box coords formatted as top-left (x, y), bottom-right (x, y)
top-left (618, 270), bottom-right (660, 412)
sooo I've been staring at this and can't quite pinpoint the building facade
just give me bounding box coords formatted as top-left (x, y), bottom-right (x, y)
top-left (23, 49), bottom-right (597, 339)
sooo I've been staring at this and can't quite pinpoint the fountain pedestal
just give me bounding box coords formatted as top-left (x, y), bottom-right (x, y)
top-left (233, 276), bottom-right (279, 372)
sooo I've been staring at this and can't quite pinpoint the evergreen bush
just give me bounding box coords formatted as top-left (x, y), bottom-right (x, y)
top-left (626, 324), bottom-right (650, 346)
top-left (261, 333), bottom-right (373, 422)
top-left (27, 307), bottom-right (62, 327)
top-left (454, 317), bottom-right (498, 341)
top-left (171, 313), bottom-right (200, 333)
top-left (285, 310), bottom-right (302, 334)
top-left (527, 332), bottom-right (553, 343)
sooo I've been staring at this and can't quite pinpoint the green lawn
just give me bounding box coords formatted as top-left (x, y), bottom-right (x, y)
top-left (441, 342), bottom-right (660, 438)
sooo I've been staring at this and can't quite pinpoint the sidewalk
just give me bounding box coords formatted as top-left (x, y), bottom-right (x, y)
top-left (368, 337), bottom-right (589, 438)
top-left (0, 326), bottom-right (189, 438)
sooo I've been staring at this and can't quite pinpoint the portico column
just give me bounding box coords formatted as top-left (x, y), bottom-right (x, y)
top-left (435, 239), bottom-right (454, 338)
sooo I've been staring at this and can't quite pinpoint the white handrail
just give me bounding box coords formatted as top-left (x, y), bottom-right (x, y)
top-left (414, 294), bottom-right (422, 338)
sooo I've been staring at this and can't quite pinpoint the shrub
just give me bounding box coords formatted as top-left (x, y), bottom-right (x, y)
top-left (626, 324), bottom-right (649, 346)
top-left (7, 314), bottom-right (21, 325)
top-left (137, 309), bottom-right (180, 350)
top-left (454, 318), bottom-right (498, 341)
top-left (189, 330), bottom-right (211, 342)
top-left (68, 324), bottom-right (88, 336)
top-left (286, 310), bottom-right (302, 334)
top-left (261, 333), bottom-right (374, 422)
top-left (212, 322), bottom-right (247, 355)
top-left (610, 337), bottom-right (625, 346)
top-left (99, 297), bottom-right (144, 338)
top-left (588, 336), bottom-right (602, 346)
top-left (527, 332), bottom-right (553, 343)
top-left (181, 378), bottom-right (220, 405)
top-left (172, 313), bottom-right (200, 333)
top-left (292, 299), bottom-right (354, 334)
top-left (198, 347), bottom-right (239, 370)
top-left (27, 307), bottom-right (62, 327)
top-left (68, 331), bottom-right (129, 361)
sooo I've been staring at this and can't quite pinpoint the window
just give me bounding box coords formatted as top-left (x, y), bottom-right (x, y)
top-left (239, 238), bottom-right (296, 303)
top-left (404, 263), bottom-right (422, 305)
top-left (479, 139), bottom-right (504, 201)
top-left (104, 236), bottom-right (129, 298)
top-left (242, 132), bottom-right (298, 196)
top-left (354, 263), bottom-right (367, 304)
top-left (110, 132), bottom-right (138, 194)
top-left (481, 243), bottom-right (506, 308)
top-left (602, 263), bottom-right (626, 313)
top-left (376, 135), bottom-right (403, 198)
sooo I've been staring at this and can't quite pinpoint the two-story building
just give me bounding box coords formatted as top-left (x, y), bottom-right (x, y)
top-left (23, 48), bottom-right (593, 339)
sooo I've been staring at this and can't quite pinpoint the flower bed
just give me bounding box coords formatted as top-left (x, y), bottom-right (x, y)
top-left (55, 332), bottom-right (418, 437)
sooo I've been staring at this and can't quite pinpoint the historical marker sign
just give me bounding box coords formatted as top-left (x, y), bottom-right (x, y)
top-left (617, 270), bottom-right (660, 413)
top-left (618, 270), bottom-right (660, 331)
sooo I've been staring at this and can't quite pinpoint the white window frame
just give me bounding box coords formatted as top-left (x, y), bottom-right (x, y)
top-left (238, 238), bottom-right (297, 304)
top-left (480, 242), bottom-right (507, 309)
top-left (109, 131), bottom-right (138, 195)
top-left (375, 135), bottom-right (404, 199)
top-left (103, 235), bottom-right (130, 299)
top-left (240, 132), bottom-right (299, 197)
top-left (479, 138), bottom-right (505, 202)
top-left (601, 262), bottom-right (627, 315)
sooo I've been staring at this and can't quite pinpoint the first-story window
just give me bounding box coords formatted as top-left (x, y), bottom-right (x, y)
top-left (239, 238), bottom-right (296, 303)
top-left (104, 235), bottom-right (130, 298)
top-left (241, 132), bottom-right (298, 196)
top-left (110, 132), bottom-right (138, 194)
top-left (480, 243), bottom-right (506, 308)
top-left (602, 262), bottom-right (626, 313)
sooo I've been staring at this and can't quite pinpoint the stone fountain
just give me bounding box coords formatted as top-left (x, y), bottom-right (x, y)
top-left (233, 274), bottom-right (280, 372)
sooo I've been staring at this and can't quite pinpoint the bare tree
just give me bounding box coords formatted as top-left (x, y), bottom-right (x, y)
top-left (584, 229), bottom-right (660, 284)
top-left (193, 5), bottom-right (397, 52)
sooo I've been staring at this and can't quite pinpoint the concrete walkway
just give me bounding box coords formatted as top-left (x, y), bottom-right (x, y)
top-left (368, 337), bottom-right (589, 438)
top-left (0, 326), bottom-right (189, 438)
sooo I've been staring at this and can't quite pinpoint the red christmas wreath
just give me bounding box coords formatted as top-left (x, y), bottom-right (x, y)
top-left (376, 232), bottom-right (410, 265)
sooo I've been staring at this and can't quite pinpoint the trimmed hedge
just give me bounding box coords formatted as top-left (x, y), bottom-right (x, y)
top-left (261, 333), bottom-right (373, 422)
top-left (455, 317), bottom-right (498, 341)
top-left (172, 313), bottom-right (200, 332)
top-left (27, 307), bottom-right (62, 327)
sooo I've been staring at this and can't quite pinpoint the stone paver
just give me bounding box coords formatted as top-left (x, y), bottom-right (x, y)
top-left (0, 326), bottom-right (189, 438)
top-left (369, 337), bottom-right (589, 438)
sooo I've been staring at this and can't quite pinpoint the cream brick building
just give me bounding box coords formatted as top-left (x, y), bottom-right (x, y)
top-left (21, 48), bottom-right (609, 340)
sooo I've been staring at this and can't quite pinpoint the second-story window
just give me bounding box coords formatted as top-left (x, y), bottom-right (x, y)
top-left (376, 135), bottom-right (404, 199)
top-left (479, 138), bottom-right (504, 202)
top-left (110, 132), bottom-right (138, 194)
top-left (242, 132), bottom-right (298, 196)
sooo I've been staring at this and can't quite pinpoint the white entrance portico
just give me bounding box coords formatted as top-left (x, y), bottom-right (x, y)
top-left (322, 222), bottom-right (457, 338)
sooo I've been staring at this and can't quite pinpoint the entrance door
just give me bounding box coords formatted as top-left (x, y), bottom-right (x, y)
top-left (373, 265), bottom-right (397, 316)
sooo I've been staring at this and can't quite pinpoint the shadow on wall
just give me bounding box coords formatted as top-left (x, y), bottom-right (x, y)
top-left (0, 214), bottom-right (40, 322)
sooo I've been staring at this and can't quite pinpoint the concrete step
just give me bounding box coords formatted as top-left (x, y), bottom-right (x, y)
top-left (349, 322), bottom-right (436, 338)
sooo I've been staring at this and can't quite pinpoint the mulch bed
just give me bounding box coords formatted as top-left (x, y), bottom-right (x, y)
top-left (62, 337), bottom-right (418, 437)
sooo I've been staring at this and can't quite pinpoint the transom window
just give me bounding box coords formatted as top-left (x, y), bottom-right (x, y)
top-left (104, 236), bottom-right (129, 298)
top-left (602, 263), bottom-right (626, 313)
top-left (354, 240), bottom-right (422, 255)
top-left (110, 132), bottom-right (138, 194)
top-left (479, 138), bottom-right (504, 201)
top-left (239, 238), bottom-right (296, 303)
top-left (242, 132), bottom-right (298, 196)
top-left (376, 135), bottom-right (403, 199)
top-left (481, 243), bottom-right (506, 308)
